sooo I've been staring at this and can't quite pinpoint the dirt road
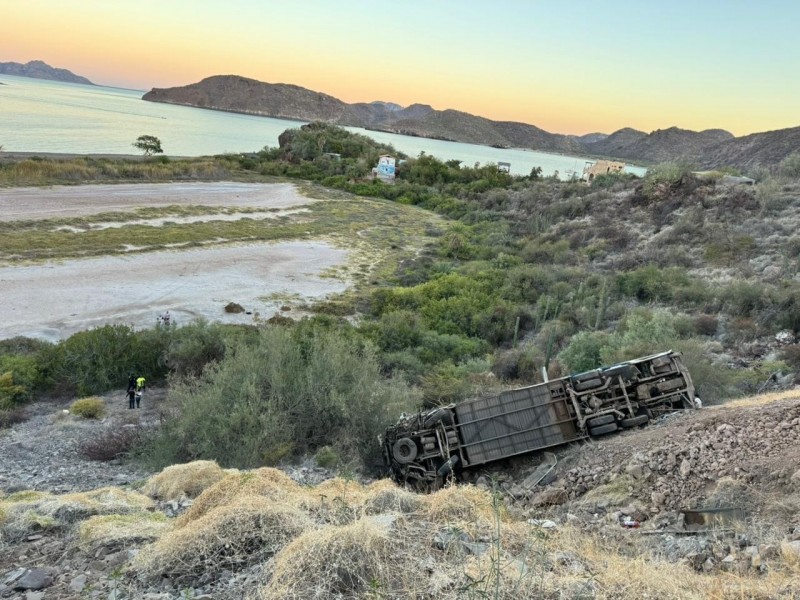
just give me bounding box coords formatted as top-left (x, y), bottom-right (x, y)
top-left (0, 182), bottom-right (349, 342)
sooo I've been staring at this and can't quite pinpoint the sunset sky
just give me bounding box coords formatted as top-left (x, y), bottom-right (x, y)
top-left (3, 0), bottom-right (798, 136)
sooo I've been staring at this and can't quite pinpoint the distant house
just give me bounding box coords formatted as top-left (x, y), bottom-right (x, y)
top-left (373, 155), bottom-right (396, 183)
top-left (581, 160), bottom-right (625, 182)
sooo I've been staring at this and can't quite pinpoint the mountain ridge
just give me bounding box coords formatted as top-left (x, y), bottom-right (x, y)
top-left (143, 74), bottom-right (800, 169)
top-left (0, 60), bottom-right (94, 85)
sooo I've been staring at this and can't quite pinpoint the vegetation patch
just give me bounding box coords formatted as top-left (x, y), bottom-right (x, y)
top-left (141, 460), bottom-right (228, 501)
top-left (77, 512), bottom-right (170, 553)
top-left (69, 396), bottom-right (105, 419)
top-left (132, 496), bottom-right (313, 580)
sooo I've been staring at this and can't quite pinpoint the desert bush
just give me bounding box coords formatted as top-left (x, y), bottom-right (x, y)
top-left (46, 324), bottom-right (169, 395)
top-left (0, 355), bottom-right (38, 408)
top-left (779, 345), bottom-right (800, 370)
top-left (142, 460), bottom-right (228, 501)
top-left (419, 359), bottom-right (493, 407)
top-left (133, 496), bottom-right (312, 580)
top-left (600, 309), bottom-right (680, 363)
top-left (313, 446), bottom-right (340, 469)
top-left (693, 314), bottom-right (719, 336)
top-left (733, 360), bottom-right (789, 395)
top-left (69, 397), bottom-right (105, 419)
top-left (616, 266), bottom-right (692, 303)
top-left (756, 177), bottom-right (790, 214)
top-left (639, 162), bottom-right (693, 202)
top-left (491, 344), bottom-right (544, 382)
top-left (0, 407), bottom-right (27, 429)
top-left (163, 319), bottom-right (230, 377)
top-left (778, 152), bottom-right (800, 179)
top-left (144, 325), bottom-right (417, 468)
top-left (79, 425), bottom-right (144, 461)
top-left (672, 339), bottom-right (739, 404)
top-left (558, 330), bottom-right (611, 373)
top-left (719, 281), bottom-right (768, 317)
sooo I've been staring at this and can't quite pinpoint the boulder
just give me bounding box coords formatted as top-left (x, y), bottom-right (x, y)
top-left (13, 568), bottom-right (55, 591)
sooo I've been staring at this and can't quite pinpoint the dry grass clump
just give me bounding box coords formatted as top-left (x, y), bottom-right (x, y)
top-left (539, 525), bottom-right (800, 599)
top-left (724, 389), bottom-right (800, 409)
top-left (257, 517), bottom-right (419, 600)
top-left (362, 480), bottom-right (424, 515)
top-left (141, 460), bottom-right (227, 501)
top-left (175, 468), bottom-right (300, 528)
top-left (133, 496), bottom-right (312, 580)
top-left (77, 512), bottom-right (170, 552)
top-left (0, 487), bottom-right (155, 540)
top-left (423, 483), bottom-right (498, 527)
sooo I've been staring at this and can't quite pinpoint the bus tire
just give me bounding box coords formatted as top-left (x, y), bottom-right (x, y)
top-left (621, 415), bottom-right (649, 428)
top-left (392, 438), bottom-right (418, 464)
top-left (586, 414), bottom-right (615, 428)
top-left (589, 423), bottom-right (618, 436)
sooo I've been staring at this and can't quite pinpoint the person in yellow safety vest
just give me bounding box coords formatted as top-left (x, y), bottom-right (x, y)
top-left (135, 376), bottom-right (146, 408)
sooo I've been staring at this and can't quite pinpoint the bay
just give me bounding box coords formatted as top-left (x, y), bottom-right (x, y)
top-left (0, 75), bottom-right (645, 178)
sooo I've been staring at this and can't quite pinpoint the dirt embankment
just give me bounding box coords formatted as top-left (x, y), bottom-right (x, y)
top-left (2, 393), bottom-right (800, 599)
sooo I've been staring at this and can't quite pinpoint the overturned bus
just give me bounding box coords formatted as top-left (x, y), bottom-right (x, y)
top-left (383, 351), bottom-right (696, 486)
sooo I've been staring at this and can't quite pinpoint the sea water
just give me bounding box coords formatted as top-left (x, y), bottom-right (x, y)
top-left (0, 75), bottom-right (645, 177)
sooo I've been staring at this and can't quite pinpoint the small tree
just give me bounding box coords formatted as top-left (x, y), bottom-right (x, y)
top-left (133, 135), bottom-right (163, 156)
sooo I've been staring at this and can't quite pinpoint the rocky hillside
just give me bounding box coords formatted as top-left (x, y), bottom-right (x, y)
top-left (143, 75), bottom-right (800, 170)
top-left (0, 60), bottom-right (93, 85)
top-left (692, 126), bottom-right (800, 171)
top-left (142, 76), bottom-right (586, 154)
top-left (584, 126), bottom-right (735, 163)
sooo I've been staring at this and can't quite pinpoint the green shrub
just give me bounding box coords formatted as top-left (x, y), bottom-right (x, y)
top-left (142, 324), bottom-right (418, 469)
top-left (616, 266), bottom-right (692, 303)
top-left (70, 397), bottom-right (105, 419)
top-left (640, 162), bottom-right (693, 202)
top-left (47, 324), bottom-right (169, 395)
top-left (778, 153), bottom-right (800, 179)
top-left (558, 330), bottom-right (610, 373)
top-left (313, 446), bottom-right (340, 469)
top-left (672, 340), bottom-right (738, 404)
top-left (0, 371), bottom-right (27, 410)
top-left (164, 320), bottom-right (230, 377)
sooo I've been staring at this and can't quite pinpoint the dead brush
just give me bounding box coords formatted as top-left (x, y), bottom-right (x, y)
top-left (141, 460), bottom-right (227, 501)
top-left (255, 517), bottom-right (422, 600)
top-left (76, 512), bottom-right (170, 554)
top-left (132, 496), bottom-right (312, 581)
top-left (79, 424), bottom-right (145, 461)
top-left (175, 468), bottom-right (300, 528)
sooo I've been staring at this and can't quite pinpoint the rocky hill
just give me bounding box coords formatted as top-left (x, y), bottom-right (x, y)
top-left (143, 75), bottom-right (800, 170)
top-left (0, 60), bottom-right (93, 85)
top-left (584, 126), bottom-right (735, 163)
top-left (692, 126), bottom-right (800, 170)
top-left (143, 76), bottom-right (585, 154)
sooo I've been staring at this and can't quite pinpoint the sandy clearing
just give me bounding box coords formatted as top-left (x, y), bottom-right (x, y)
top-left (0, 181), bottom-right (314, 221)
top-left (0, 241), bottom-right (349, 342)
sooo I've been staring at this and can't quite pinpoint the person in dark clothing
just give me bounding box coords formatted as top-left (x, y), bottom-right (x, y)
top-left (127, 387), bottom-right (136, 409)
top-left (127, 373), bottom-right (136, 392)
